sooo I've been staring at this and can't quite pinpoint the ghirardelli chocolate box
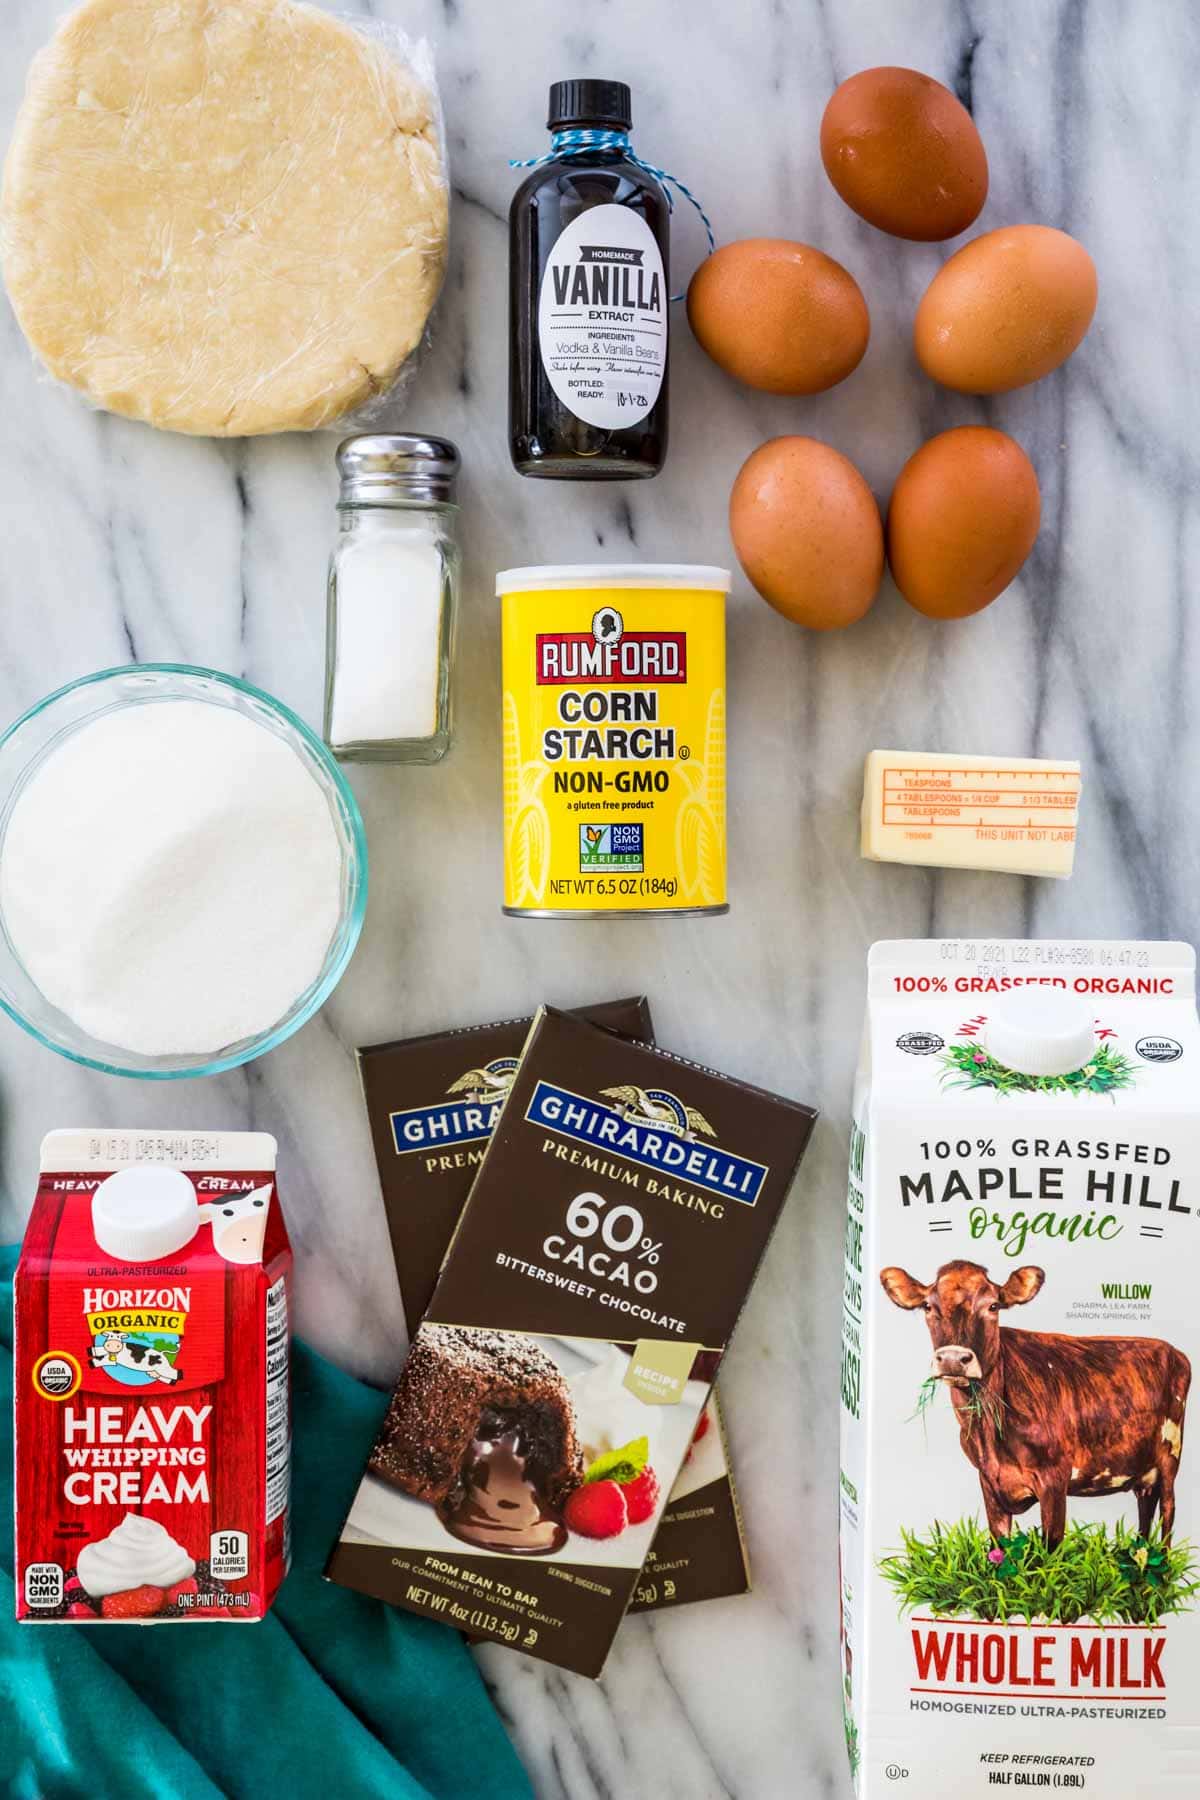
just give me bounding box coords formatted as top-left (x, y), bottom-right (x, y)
top-left (360, 999), bottom-right (655, 1332)
top-left (329, 1007), bottom-right (816, 1677)
top-left (357, 996), bottom-right (753, 1614)
top-left (15, 1130), bottom-right (290, 1625)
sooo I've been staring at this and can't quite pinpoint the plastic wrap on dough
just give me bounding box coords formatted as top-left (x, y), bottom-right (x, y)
top-left (0, 0), bottom-right (449, 438)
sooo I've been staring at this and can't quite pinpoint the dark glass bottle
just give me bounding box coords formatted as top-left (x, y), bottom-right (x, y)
top-left (509, 80), bottom-right (670, 480)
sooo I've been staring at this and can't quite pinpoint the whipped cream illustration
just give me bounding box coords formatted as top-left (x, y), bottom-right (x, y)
top-left (76, 1512), bottom-right (195, 1598)
top-left (570, 1347), bottom-right (657, 1466)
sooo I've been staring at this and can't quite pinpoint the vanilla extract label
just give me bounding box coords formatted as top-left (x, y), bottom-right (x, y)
top-left (537, 205), bottom-right (666, 430)
top-left (549, 246), bottom-right (661, 309)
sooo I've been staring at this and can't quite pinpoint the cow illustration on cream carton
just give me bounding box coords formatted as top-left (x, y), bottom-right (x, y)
top-left (841, 942), bottom-right (1200, 1798)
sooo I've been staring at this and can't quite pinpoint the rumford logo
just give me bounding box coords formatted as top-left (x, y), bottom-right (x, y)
top-left (526, 1080), bottom-right (768, 1205)
top-left (536, 607), bottom-right (686, 685)
top-left (390, 1058), bottom-right (520, 1155)
top-left (82, 1285), bottom-right (190, 1388)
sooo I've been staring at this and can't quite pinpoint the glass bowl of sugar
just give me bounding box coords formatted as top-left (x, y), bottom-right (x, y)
top-left (0, 664), bottom-right (368, 1078)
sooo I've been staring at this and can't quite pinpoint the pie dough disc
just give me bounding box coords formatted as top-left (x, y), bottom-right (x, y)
top-left (1, 0), bottom-right (448, 436)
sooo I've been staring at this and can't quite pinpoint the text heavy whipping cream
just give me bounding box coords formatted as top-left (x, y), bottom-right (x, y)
top-left (841, 942), bottom-right (1200, 1798)
top-left (15, 1131), bottom-right (291, 1624)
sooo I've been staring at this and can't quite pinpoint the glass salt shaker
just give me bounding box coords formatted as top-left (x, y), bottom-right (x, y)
top-left (324, 434), bottom-right (460, 764)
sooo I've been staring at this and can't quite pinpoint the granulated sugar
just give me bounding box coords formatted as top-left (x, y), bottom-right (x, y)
top-left (0, 699), bottom-right (343, 1056)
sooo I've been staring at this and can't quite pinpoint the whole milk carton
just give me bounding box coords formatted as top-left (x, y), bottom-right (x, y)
top-left (841, 942), bottom-right (1200, 1798)
top-left (15, 1131), bottom-right (291, 1623)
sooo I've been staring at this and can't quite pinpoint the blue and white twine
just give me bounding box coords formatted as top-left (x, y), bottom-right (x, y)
top-left (510, 128), bottom-right (716, 300)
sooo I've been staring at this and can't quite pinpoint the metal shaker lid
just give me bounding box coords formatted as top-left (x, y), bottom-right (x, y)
top-left (336, 434), bottom-right (460, 505)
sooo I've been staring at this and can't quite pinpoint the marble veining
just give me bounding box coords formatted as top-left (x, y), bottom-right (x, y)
top-left (0, 1), bottom-right (1194, 1795)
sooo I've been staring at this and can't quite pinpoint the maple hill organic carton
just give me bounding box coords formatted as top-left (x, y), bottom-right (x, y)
top-left (841, 942), bottom-right (1200, 1798)
top-left (356, 994), bottom-right (753, 1614)
top-left (331, 1005), bottom-right (815, 1676)
top-left (15, 1131), bottom-right (290, 1624)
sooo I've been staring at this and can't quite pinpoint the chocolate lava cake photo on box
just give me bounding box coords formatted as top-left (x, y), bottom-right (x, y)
top-left (336, 1325), bottom-right (708, 1569)
top-left (371, 1325), bottom-right (583, 1555)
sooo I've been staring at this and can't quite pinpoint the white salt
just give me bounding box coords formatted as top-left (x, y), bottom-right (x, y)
top-left (0, 700), bottom-right (344, 1057)
top-left (329, 527), bottom-right (443, 745)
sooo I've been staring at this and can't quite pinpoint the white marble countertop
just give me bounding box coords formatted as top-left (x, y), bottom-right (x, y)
top-left (0, 1), bottom-right (1192, 1795)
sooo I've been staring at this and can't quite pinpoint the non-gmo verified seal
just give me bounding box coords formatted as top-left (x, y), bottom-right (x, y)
top-left (32, 1350), bottom-right (81, 1400)
top-left (897, 1031), bottom-right (944, 1056)
top-left (579, 821), bottom-right (644, 873)
top-left (1136, 1036), bottom-right (1183, 1064)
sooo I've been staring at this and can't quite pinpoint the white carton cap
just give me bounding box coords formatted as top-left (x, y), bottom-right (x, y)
top-left (92, 1166), bottom-right (200, 1264)
top-left (984, 990), bottom-right (1096, 1078)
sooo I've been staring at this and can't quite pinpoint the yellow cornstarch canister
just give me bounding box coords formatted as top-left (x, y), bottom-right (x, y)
top-left (497, 564), bottom-right (730, 918)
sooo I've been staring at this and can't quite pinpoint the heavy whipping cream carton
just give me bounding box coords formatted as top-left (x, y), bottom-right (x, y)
top-left (842, 942), bottom-right (1200, 1797)
top-left (15, 1131), bottom-right (290, 1623)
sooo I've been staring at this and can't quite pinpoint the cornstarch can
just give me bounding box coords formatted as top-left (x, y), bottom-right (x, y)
top-left (497, 564), bottom-right (730, 918)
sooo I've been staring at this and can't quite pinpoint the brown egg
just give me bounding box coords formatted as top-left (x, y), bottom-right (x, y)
top-left (886, 427), bottom-right (1040, 619)
top-left (820, 67), bottom-right (988, 241)
top-left (730, 437), bottom-right (884, 630)
top-left (915, 224), bottom-right (1098, 393)
top-left (687, 239), bottom-right (869, 395)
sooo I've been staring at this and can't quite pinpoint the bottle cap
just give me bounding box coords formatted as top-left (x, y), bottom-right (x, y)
top-left (92, 1167), bottom-right (201, 1264)
top-left (547, 79), bottom-right (632, 133)
top-left (983, 990), bottom-right (1097, 1078)
top-left (336, 434), bottom-right (460, 507)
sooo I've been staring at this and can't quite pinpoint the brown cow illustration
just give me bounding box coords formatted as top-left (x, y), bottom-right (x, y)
top-left (881, 1260), bottom-right (1190, 1547)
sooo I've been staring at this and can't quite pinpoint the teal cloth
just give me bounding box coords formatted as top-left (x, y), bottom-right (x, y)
top-left (0, 1245), bottom-right (531, 1800)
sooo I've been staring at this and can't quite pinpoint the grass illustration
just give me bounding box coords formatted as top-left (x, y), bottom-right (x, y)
top-left (912, 1376), bottom-right (1005, 1442)
top-left (879, 1516), bottom-right (1199, 1625)
top-left (842, 1707), bottom-right (860, 1778)
top-left (939, 1040), bottom-right (1136, 1097)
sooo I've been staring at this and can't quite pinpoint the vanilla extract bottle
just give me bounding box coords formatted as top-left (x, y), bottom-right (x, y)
top-left (509, 80), bottom-right (670, 479)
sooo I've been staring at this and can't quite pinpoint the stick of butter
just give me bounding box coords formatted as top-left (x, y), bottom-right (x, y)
top-left (861, 750), bottom-right (1081, 878)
